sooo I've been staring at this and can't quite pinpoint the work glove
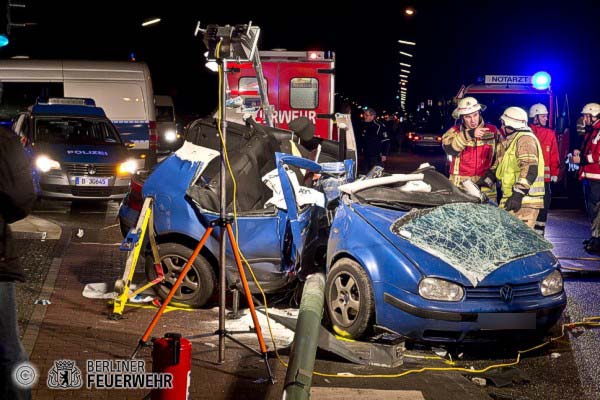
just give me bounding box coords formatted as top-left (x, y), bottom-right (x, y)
top-left (505, 188), bottom-right (526, 212)
top-left (475, 170), bottom-right (496, 188)
top-left (550, 176), bottom-right (558, 183)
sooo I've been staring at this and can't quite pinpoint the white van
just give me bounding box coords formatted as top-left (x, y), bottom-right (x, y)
top-left (0, 60), bottom-right (157, 157)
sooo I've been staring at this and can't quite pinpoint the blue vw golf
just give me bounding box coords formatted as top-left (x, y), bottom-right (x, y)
top-left (118, 118), bottom-right (565, 342)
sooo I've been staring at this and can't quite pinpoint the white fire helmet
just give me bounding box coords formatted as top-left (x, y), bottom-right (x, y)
top-left (500, 107), bottom-right (529, 130)
top-left (529, 103), bottom-right (548, 118)
top-left (581, 103), bottom-right (600, 117)
top-left (452, 97), bottom-right (486, 119)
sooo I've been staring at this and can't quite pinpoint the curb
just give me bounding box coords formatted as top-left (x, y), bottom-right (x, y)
top-left (11, 215), bottom-right (62, 240)
top-left (21, 227), bottom-right (72, 355)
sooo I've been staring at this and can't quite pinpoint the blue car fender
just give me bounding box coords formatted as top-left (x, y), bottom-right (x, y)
top-left (327, 201), bottom-right (422, 293)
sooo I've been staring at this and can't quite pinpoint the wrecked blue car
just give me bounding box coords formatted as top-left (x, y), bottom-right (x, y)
top-left (119, 117), bottom-right (355, 307)
top-left (120, 117), bottom-right (566, 343)
top-left (323, 165), bottom-right (566, 342)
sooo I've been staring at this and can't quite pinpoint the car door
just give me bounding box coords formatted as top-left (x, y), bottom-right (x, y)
top-left (276, 153), bottom-right (324, 273)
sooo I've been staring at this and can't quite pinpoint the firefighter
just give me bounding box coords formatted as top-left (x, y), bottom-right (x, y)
top-left (442, 97), bottom-right (500, 199)
top-left (572, 103), bottom-right (600, 252)
top-left (0, 126), bottom-right (36, 400)
top-left (356, 107), bottom-right (390, 174)
top-left (492, 107), bottom-right (545, 228)
top-left (529, 103), bottom-right (560, 236)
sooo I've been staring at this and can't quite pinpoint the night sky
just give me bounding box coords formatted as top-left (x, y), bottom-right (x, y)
top-left (3, 0), bottom-right (599, 119)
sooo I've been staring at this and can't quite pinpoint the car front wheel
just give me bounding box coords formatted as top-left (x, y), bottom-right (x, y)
top-left (146, 242), bottom-right (216, 308)
top-left (325, 258), bottom-right (375, 339)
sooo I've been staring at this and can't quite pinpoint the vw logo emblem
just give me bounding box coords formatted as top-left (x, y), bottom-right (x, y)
top-left (500, 285), bottom-right (513, 303)
top-left (87, 166), bottom-right (96, 175)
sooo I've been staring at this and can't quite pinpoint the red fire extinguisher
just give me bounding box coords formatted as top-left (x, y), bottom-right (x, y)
top-left (152, 332), bottom-right (192, 400)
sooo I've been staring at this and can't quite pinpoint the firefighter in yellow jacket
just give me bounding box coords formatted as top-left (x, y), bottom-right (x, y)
top-left (480, 107), bottom-right (545, 228)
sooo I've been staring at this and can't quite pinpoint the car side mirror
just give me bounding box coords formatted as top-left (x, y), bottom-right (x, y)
top-left (124, 141), bottom-right (135, 149)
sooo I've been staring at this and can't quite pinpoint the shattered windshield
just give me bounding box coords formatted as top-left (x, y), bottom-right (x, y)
top-left (391, 203), bottom-right (553, 286)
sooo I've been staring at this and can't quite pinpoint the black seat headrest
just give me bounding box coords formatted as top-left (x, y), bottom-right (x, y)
top-left (289, 117), bottom-right (315, 142)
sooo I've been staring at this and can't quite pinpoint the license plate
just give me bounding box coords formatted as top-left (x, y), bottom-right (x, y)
top-left (424, 136), bottom-right (434, 140)
top-left (478, 312), bottom-right (536, 330)
top-left (74, 176), bottom-right (109, 186)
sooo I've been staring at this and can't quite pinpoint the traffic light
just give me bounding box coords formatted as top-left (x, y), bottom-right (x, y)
top-left (0, 2), bottom-right (8, 47)
top-left (0, 1), bottom-right (34, 48)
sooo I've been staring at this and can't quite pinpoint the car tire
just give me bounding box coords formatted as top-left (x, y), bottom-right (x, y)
top-left (146, 242), bottom-right (216, 308)
top-left (325, 258), bottom-right (375, 339)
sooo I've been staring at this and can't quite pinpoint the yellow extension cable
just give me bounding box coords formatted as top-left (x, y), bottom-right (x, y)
top-left (215, 41), bottom-right (600, 379)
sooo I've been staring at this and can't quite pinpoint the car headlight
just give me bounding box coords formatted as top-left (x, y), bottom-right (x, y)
top-left (541, 270), bottom-right (563, 296)
top-left (35, 155), bottom-right (61, 172)
top-left (164, 130), bottom-right (177, 142)
top-left (118, 159), bottom-right (138, 175)
top-left (418, 277), bottom-right (464, 302)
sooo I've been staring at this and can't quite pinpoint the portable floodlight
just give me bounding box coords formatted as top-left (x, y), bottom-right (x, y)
top-left (197, 23), bottom-right (260, 62)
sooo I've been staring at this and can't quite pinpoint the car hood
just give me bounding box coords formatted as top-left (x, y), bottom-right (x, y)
top-left (351, 202), bottom-right (555, 287)
top-left (34, 142), bottom-right (128, 164)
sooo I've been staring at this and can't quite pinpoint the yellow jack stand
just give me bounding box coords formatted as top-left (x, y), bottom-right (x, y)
top-left (109, 197), bottom-right (164, 320)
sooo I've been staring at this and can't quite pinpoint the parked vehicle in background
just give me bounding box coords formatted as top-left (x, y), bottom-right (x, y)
top-left (13, 97), bottom-right (137, 200)
top-left (0, 60), bottom-right (157, 165)
top-left (407, 107), bottom-right (444, 151)
top-left (154, 95), bottom-right (182, 153)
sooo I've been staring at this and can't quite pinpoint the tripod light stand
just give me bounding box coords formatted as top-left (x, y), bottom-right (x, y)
top-left (132, 23), bottom-right (274, 384)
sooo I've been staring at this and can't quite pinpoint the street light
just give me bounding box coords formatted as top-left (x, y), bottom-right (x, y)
top-left (141, 17), bottom-right (161, 27)
top-left (399, 51), bottom-right (413, 58)
top-left (405, 8), bottom-right (415, 15)
top-left (400, 79), bottom-right (408, 82)
top-left (400, 63), bottom-right (411, 67)
top-left (398, 40), bottom-right (416, 46)
top-left (399, 74), bottom-right (408, 78)
top-left (401, 69), bottom-right (410, 74)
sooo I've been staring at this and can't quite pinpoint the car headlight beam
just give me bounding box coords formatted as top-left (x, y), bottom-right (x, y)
top-left (418, 277), bottom-right (464, 302)
top-left (118, 159), bottom-right (138, 175)
top-left (35, 155), bottom-right (61, 173)
top-left (541, 270), bottom-right (563, 296)
top-left (164, 130), bottom-right (177, 142)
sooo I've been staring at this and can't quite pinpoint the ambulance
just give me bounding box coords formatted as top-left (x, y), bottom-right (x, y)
top-left (455, 72), bottom-right (570, 180)
top-left (226, 50), bottom-right (336, 139)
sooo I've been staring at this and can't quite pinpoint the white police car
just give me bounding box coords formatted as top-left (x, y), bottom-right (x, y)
top-left (12, 98), bottom-right (138, 200)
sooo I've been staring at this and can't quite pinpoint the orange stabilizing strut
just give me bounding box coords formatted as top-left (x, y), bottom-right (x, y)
top-left (131, 225), bottom-right (214, 358)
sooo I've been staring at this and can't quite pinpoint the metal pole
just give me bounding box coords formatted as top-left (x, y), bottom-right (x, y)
top-left (218, 58), bottom-right (228, 363)
top-left (251, 51), bottom-right (274, 127)
top-left (282, 273), bottom-right (326, 400)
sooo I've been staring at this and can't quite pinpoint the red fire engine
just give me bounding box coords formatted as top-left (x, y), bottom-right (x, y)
top-left (227, 50), bottom-right (336, 139)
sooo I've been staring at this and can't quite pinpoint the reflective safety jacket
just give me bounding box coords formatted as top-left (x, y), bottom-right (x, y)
top-left (529, 124), bottom-right (560, 182)
top-left (442, 122), bottom-right (500, 187)
top-left (579, 119), bottom-right (600, 181)
top-left (496, 130), bottom-right (545, 208)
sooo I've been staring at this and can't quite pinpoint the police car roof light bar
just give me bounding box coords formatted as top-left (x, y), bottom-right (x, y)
top-left (37, 97), bottom-right (96, 106)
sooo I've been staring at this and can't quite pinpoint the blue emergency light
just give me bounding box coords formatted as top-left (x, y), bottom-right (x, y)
top-left (532, 71), bottom-right (551, 90)
top-left (0, 35), bottom-right (9, 48)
